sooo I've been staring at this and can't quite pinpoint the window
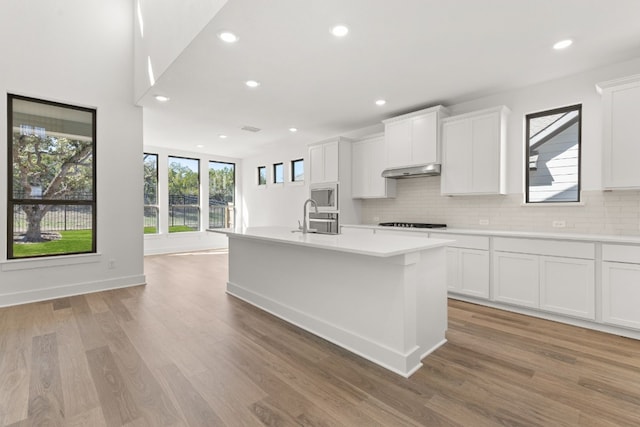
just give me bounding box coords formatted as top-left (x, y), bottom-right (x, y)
top-left (209, 161), bottom-right (235, 228)
top-left (8, 95), bottom-right (96, 259)
top-left (525, 104), bottom-right (581, 203)
top-left (168, 156), bottom-right (200, 232)
top-left (273, 163), bottom-right (284, 184)
top-left (291, 158), bottom-right (304, 182)
top-left (143, 153), bottom-right (158, 234)
top-left (258, 166), bottom-right (267, 185)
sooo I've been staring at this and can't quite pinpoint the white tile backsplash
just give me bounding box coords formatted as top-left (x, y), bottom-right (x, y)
top-left (360, 176), bottom-right (640, 235)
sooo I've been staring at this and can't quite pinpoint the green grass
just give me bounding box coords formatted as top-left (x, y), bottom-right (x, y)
top-left (169, 225), bottom-right (198, 233)
top-left (12, 229), bottom-right (93, 258)
top-left (144, 226), bottom-right (157, 234)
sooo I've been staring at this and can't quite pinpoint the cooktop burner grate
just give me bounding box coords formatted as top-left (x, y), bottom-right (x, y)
top-left (378, 222), bottom-right (447, 229)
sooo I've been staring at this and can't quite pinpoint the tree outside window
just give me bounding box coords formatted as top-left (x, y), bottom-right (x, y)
top-left (144, 153), bottom-right (158, 233)
top-left (209, 161), bottom-right (235, 228)
top-left (8, 94), bottom-right (96, 259)
top-left (168, 156), bottom-right (200, 232)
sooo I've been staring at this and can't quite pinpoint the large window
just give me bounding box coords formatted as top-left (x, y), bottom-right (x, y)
top-left (8, 95), bottom-right (96, 259)
top-left (143, 153), bottom-right (158, 234)
top-left (209, 161), bottom-right (235, 228)
top-left (168, 156), bottom-right (200, 232)
top-left (526, 104), bottom-right (582, 203)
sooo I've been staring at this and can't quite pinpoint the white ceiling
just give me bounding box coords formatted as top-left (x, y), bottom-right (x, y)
top-left (139, 0), bottom-right (640, 159)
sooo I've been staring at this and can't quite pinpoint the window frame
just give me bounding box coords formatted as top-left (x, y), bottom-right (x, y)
top-left (273, 162), bottom-right (284, 184)
top-left (143, 152), bottom-right (159, 234)
top-left (524, 104), bottom-right (582, 204)
top-left (291, 158), bottom-right (304, 182)
top-left (208, 160), bottom-right (236, 229)
top-left (7, 94), bottom-right (97, 259)
top-left (257, 166), bottom-right (267, 186)
top-left (167, 155), bottom-right (201, 233)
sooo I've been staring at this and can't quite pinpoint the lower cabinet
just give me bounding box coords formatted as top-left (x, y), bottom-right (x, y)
top-left (433, 233), bottom-right (490, 299)
top-left (602, 244), bottom-right (640, 329)
top-left (492, 238), bottom-right (595, 320)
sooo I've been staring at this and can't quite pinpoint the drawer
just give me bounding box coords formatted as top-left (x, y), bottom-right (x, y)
top-left (602, 244), bottom-right (640, 264)
top-left (493, 237), bottom-right (594, 259)
top-left (429, 233), bottom-right (489, 250)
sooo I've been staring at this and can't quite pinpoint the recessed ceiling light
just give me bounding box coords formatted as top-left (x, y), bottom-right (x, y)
top-left (219, 134), bottom-right (227, 139)
top-left (289, 127), bottom-right (298, 132)
top-left (154, 95), bottom-right (170, 102)
top-left (331, 25), bottom-right (349, 37)
top-left (375, 99), bottom-right (386, 106)
top-left (218, 31), bottom-right (239, 43)
top-left (245, 80), bottom-right (260, 88)
top-left (196, 144), bottom-right (204, 148)
top-left (553, 39), bottom-right (573, 50)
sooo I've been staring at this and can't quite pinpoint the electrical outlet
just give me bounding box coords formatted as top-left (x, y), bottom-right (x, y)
top-left (552, 220), bottom-right (566, 228)
top-left (373, 216), bottom-right (380, 223)
top-left (479, 219), bottom-right (489, 225)
top-left (108, 259), bottom-right (116, 269)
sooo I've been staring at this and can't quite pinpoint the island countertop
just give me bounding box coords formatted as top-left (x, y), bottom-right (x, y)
top-left (208, 226), bottom-right (452, 258)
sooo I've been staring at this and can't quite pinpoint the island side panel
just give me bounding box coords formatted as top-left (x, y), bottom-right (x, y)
top-left (416, 247), bottom-right (448, 359)
top-left (225, 236), bottom-right (446, 377)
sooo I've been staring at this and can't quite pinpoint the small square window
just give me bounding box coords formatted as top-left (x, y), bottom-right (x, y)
top-left (257, 166), bottom-right (267, 185)
top-left (273, 163), bottom-right (284, 184)
top-left (291, 159), bottom-right (304, 182)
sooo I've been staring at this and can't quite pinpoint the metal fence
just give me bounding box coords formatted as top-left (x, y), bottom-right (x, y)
top-left (13, 204), bottom-right (93, 233)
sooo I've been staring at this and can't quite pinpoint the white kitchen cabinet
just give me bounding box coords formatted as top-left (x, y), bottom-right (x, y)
top-left (602, 244), bottom-right (640, 329)
top-left (494, 251), bottom-right (539, 308)
top-left (430, 232), bottom-right (490, 299)
top-left (441, 106), bottom-right (509, 195)
top-left (493, 237), bottom-right (595, 318)
top-left (309, 140), bottom-right (339, 184)
top-left (597, 74), bottom-right (640, 189)
top-left (383, 105), bottom-right (448, 169)
top-left (540, 256), bottom-right (595, 319)
top-left (352, 134), bottom-right (396, 198)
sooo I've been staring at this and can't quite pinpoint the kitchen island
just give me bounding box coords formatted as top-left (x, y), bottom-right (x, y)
top-left (209, 226), bottom-right (452, 377)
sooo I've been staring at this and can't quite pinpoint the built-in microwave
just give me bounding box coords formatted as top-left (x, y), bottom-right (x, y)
top-left (310, 183), bottom-right (338, 212)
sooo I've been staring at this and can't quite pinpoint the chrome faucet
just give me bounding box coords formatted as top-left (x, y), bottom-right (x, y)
top-left (300, 198), bottom-right (318, 234)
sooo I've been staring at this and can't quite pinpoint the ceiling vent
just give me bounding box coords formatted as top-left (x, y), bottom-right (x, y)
top-left (241, 125), bottom-right (261, 133)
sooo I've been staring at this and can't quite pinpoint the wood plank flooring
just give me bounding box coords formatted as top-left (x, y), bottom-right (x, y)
top-left (2, 249), bottom-right (640, 426)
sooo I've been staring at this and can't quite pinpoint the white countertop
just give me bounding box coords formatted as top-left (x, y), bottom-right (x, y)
top-left (342, 224), bottom-right (640, 245)
top-left (208, 226), bottom-right (452, 258)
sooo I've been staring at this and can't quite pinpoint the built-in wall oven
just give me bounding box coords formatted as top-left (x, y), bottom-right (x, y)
top-left (310, 183), bottom-right (338, 212)
top-left (309, 212), bottom-right (339, 234)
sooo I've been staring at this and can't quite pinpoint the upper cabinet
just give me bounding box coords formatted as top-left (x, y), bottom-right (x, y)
top-left (382, 105), bottom-right (449, 169)
top-left (352, 133), bottom-right (396, 199)
top-left (597, 74), bottom-right (640, 190)
top-left (441, 106), bottom-right (509, 195)
top-left (309, 139), bottom-right (340, 184)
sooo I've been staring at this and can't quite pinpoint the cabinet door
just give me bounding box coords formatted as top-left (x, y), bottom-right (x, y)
top-left (458, 249), bottom-right (490, 298)
top-left (493, 251), bottom-right (539, 308)
top-left (385, 120), bottom-right (412, 168)
top-left (323, 141), bottom-right (339, 182)
top-left (602, 261), bottom-right (640, 329)
top-left (470, 113), bottom-right (500, 193)
top-left (412, 112), bottom-right (438, 165)
top-left (309, 145), bottom-right (325, 184)
top-left (446, 248), bottom-right (460, 292)
top-left (351, 141), bottom-right (368, 198)
top-left (441, 119), bottom-right (470, 194)
top-left (540, 256), bottom-right (595, 320)
top-left (602, 83), bottom-right (640, 188)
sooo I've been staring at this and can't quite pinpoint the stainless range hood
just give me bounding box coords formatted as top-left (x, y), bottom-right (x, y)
top-left (381, 163), bottom-right (441, 179)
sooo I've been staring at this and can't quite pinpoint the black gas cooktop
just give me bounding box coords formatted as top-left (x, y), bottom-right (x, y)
top-left (379, 222), bottom-right (447, 229)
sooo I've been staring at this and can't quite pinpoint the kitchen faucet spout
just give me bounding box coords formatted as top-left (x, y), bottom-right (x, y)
top-left (301, 198), bottom-right (318, 234)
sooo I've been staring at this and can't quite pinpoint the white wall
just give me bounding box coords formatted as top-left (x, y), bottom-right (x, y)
top-left (0, 0), bottom-right (145, 307)
top-left (143, 145), bottom-right (241, 255)
top-left (242, 142), bottom-right (309, 228)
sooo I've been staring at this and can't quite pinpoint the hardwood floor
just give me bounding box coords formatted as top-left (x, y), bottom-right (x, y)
top-left (2, 249), bottom-right (640, 426)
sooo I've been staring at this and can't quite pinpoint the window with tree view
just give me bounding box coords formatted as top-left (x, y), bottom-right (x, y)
top-left (8, 94), bottom-right (96, 259)
top-left (209, 161), bottom-right (235, 228)
top-left (526, 104), bottom-right (581, 203)
top-left (168, 156), bottom-right (200, 232)
top-left (143, 153), bottom-right (158, 234)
